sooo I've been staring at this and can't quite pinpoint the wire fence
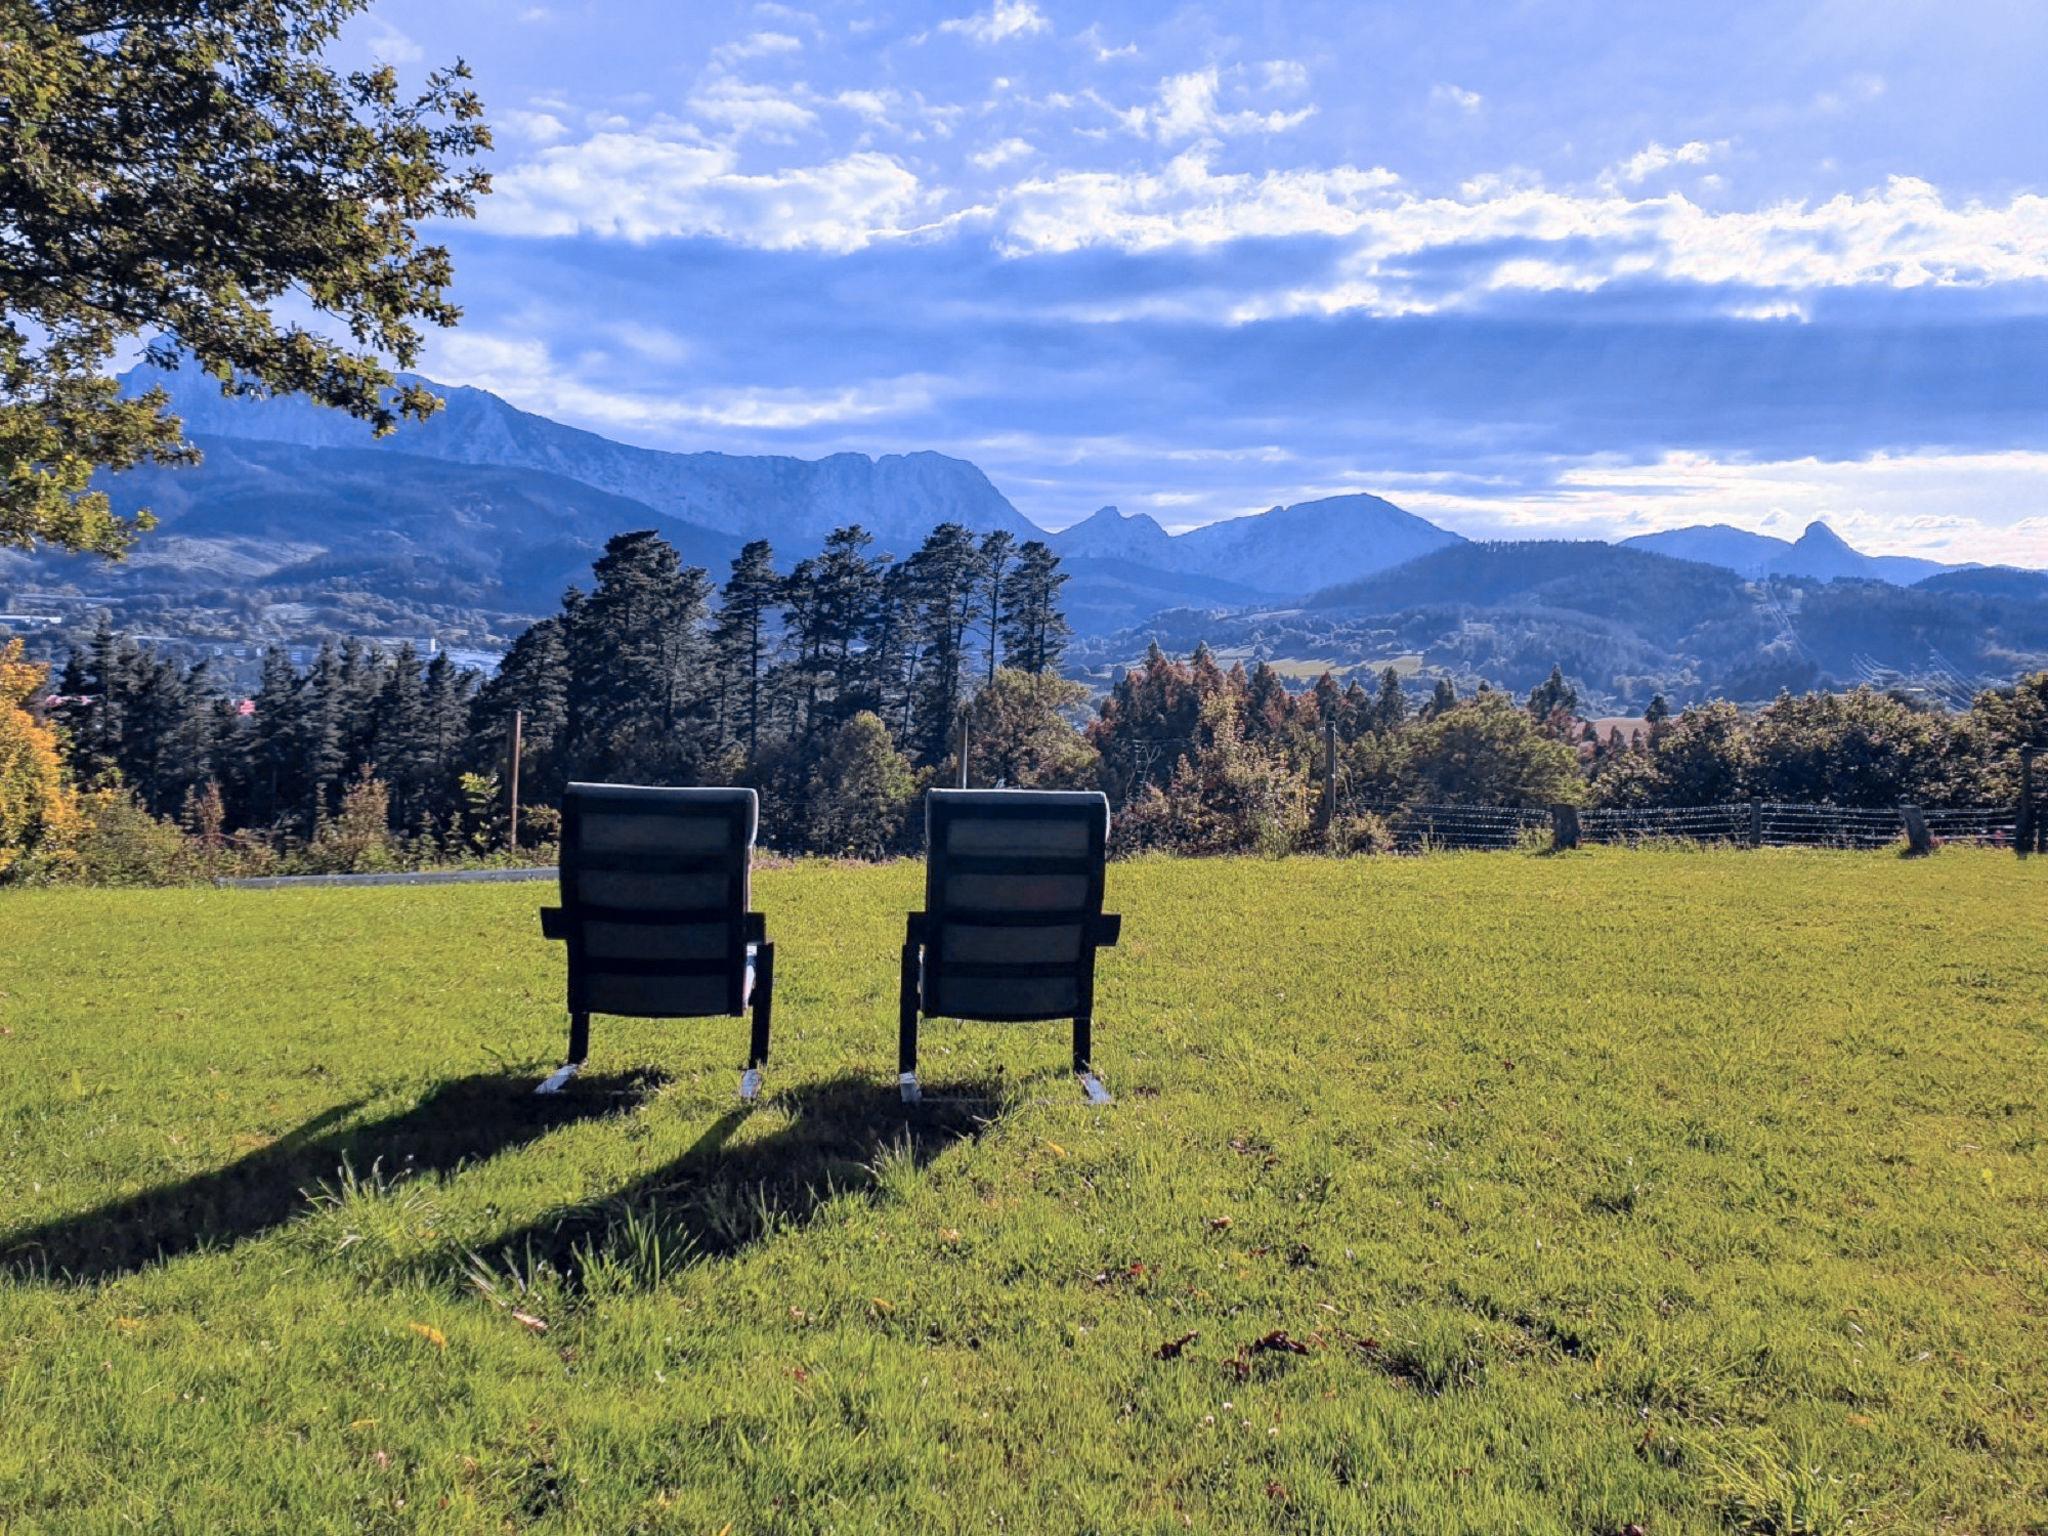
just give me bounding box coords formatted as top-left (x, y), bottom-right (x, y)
top-left (1335, 797), bottom-right (2028, 853)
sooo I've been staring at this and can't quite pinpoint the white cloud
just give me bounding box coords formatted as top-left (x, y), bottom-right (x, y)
top-left (1001, 150), bottom-right (1398, 254)
top-left (1397, 449), bottom-right (2048, 566)
top-left (434, 333), bottom-right (942, 435)
top-left (1431, 82), bottom-right (1483, 113)
top-left (1263, 60), bottom-right (1310, 95)
top-left (712, 30), bottom-right (803, 65)
top-left (835, 89), bottom-right (894, 122)
top-left (971, 137), bottom-right (1036, 170)
top-left (1117, 68), bottom-right (1317, 144)
top-left (828, 87), bottom-right (963, 138)
top-left (1604, 138), bottom-right (1725, 188)
top-left (484, 133), bottom-right (926, 250)
top-left (995, 166), bottom-right (2048, 313)
top-left (936, 1), bottom-right (1050, 44)
top-left (502, 108), bottom-right (570, 144)
top-left (1080, 24), bottom-right (1139, 62)
top-left (687, 76), bottom-right (819, 137)
top-left (364, 19), bottom-right (423, 64)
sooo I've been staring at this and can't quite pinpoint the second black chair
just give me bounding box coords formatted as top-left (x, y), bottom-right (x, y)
top-left (899, 789), bottom-right (1122, 1104)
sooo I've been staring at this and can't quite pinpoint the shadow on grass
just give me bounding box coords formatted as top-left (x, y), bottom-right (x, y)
top-left (0, 1070), bottom-right (664, 1284)
top-left (466, 1072), bottom-right (1004, 1292)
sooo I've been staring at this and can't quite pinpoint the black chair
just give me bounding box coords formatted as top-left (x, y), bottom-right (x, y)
top-left (539, 783), bottom-right (773, 1098)
top-left (899, 789), bottom-right (1122, 1104)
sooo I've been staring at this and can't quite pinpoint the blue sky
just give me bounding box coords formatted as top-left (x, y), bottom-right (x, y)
top-left (347, 0), bottom-right (2048, 563)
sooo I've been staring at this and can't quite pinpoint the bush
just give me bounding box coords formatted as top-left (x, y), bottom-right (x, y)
top-left (302, 771), bottom-right (400, 875)
top-left (805, 712), bottom-right (918, 859)
top-left (1115, 697), bottom-right (1311, 857)
top-left (67, 788), bottom-right (202, 886)
top-left (1326, 810), bottom-right (1395, 855)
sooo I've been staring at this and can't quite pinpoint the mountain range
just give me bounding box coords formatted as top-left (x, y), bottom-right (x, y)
top-left (1620, 522), bottom-right (1957, 585)
top-left (1, 364), bottom-right (2041, 707)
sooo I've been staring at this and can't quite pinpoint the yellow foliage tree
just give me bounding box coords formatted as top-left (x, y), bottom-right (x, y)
top-left (0, 640), bottom-right (79, 874)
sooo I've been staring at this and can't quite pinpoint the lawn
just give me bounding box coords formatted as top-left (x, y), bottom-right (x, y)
top-left (1, 850), bottom-right (2043, 1534)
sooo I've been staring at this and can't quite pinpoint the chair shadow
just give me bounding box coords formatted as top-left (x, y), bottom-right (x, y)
top-left (466, 1072), bottom-right (1005, 1292)
top-left (0, 1070), bottom-right (665, 1285)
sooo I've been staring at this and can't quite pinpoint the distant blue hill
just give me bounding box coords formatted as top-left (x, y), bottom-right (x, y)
top-left (1621, 520), bottom-right (1962, 585)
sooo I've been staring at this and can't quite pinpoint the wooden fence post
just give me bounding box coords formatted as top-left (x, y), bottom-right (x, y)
top-left (2020, 746), bottom-right (2037, 858)
top-left (956, 706), bottom-right (971, 790)
top-left (1551, 804), bottom-right (1581, 851)
top-left (1320, 716), bottom-right (1338, 839)
top-left (1748, 798), bottom-right (1764, 848)
top-left (508, 707), bottom-right (523, 853)
top-left (1901, 804), bottom-right (1932, 857)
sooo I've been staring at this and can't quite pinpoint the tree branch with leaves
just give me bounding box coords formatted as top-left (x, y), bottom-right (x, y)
top-left (1, 0), bottom-right (492, 556)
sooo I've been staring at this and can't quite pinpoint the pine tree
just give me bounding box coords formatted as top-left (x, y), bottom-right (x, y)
top-left (565, 531), bottom-right (714, 781)
top-left (1526, 665), bottom-right (1579, 728)
top-left (904, 523), bottom-right (986, 764)
top-left (1244, 662), bottom-right (1294, 747)
top-left (472, 615), bottom-right (571, 807)
top-left (1427, 676), bottom-right (1458, 718)
top-left (248, 647), bottom-right (305, 831)
top-left (420, 650), bottom-right (472, 828)
top-left (70, 617), bottom-right (130, 783)
top-left (372, 644), bottom-right (431, 831)
top-left (809, 526), bottom-right (886, 731)
top-left (1373, 667), bottom-right (1409, 733)
top-left (711, 541), bottom-right (779, 766)
top-left (979, 529), bottom-right (1017, 685)
top-left (998, 540), bottom-right (1070, 674)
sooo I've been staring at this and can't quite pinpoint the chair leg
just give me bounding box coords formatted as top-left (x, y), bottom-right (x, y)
top-left (741, 943), bottom-right (773, 1101)
top-left (537, 1011), bottom-right (590, 1095)
top-left (1074, 1013), bottom-right (1111, 1105)
top-left (898, 943), bottom-right (921, 1103)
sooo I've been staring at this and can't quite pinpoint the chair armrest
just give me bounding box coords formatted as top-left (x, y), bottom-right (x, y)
top-left (1090, 913), bottom-right (1123, 947)
top-left (904, 912), bottom-right (928, 947)
top-left (540, 906), bottom-right (569, 941)
top-left (744, 911), bottom-right (767, 944)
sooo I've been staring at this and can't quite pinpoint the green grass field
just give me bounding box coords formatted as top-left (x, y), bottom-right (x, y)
top-left (2, 851), bottom-right (2044, 1533)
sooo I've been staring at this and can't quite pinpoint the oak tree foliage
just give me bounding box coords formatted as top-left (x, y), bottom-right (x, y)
top-left (1, 0), bottom-right (492, 556)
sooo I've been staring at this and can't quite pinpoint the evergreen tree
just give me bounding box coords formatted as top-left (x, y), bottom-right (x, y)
top-left (471, 613), bottom-right (571, 807)
top-left (1244, 662), bottom-right (1294, 748)
top-left (808, 526), bottom-right (887, 730)
top-left (247, 647), bottom-right (305, 830)
top-left (420, 650), bottom-right (472, 826)
top-left (999, 540), bottom-right (1070, 674)
top-left (711, 541), bottom-right (779, 766)
top-left (979, 529), bottom-right (1017, 685)
top-left (903, 523), bottom-right (986, 764)
top-left (565, 531), bottom-right (715, 781)
top-left (1427, 676), bottom-right (1458, 718)
top-left (1526, 665), bottom-right (1580, 737)
top-left (1373, 667), bottom-right (1409, 733)
top-left (70, 617), bottom-right (129, 783)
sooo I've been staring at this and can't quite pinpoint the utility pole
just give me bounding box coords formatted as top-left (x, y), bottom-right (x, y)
top-left (509, 708), bottom-right (523, 853)
top-left (2021, 745), bottom-right (2037, 858)
top-left (1320, 714), bottom-right (1338, 837)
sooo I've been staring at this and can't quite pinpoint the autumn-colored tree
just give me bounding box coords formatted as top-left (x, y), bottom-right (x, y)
top-left (0, 639), bottom-right (79, 874)
top-left (805, 711), bottom-right (918, 859)
top-left (965, 669), bottom-right (1102, 789)
top-left (1119, 693), bottom-right (1311, 856)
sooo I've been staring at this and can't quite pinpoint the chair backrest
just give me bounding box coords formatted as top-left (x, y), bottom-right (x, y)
top-left (922, 789), bottom-right (1110, 1021)
top-left (559, 783), bottom-right (758, 1018)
